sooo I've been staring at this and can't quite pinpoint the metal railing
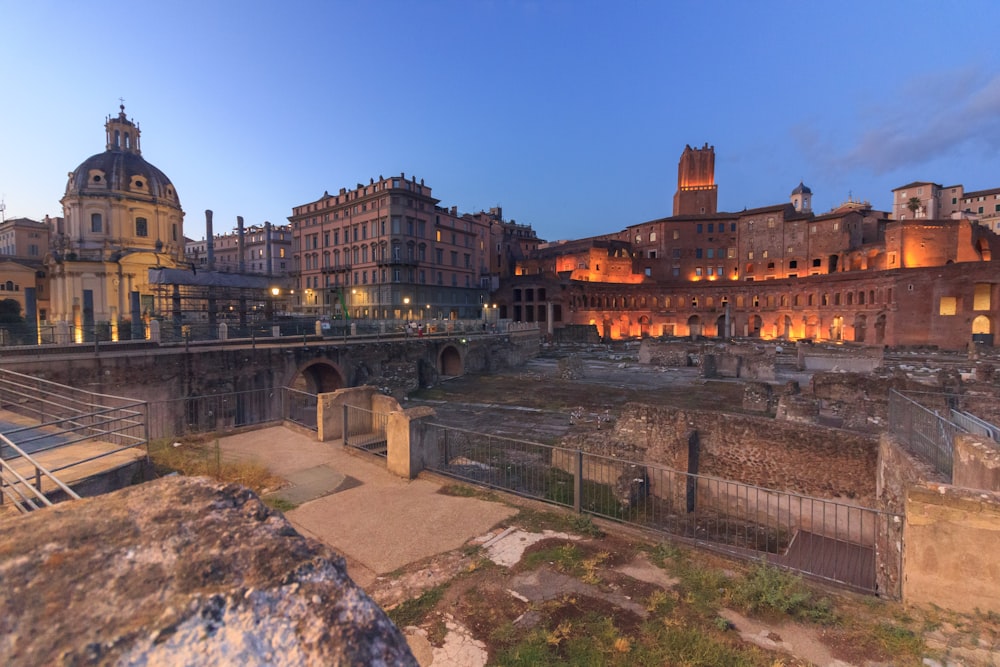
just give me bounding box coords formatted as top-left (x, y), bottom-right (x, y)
top-left (0, 316), bottom-right (530, 354)
top-left (283, 387), bottom-right (318, 431)
top-left (147, 387), bottom-right (317, 440)
top-left (343, 404), bottom-right (388, 456)
top-left (888, 390), bottom-right (961, 480)
top-left (0, 434), bottom-right (81, 512)
top-left (422, 420), bottom-right (899, 596)
top-left (0, 369), bottom-right (147, 511)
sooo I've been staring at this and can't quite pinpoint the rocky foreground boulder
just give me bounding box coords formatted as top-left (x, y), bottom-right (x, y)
top-left (0, 476), bottom-right (416, 666)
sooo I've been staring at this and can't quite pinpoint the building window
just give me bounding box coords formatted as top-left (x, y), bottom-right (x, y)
top-left (974, 283), bottom-right (991, 311)
top-left (696, 224), bottom-right (703, 233)
top-left (135, 217), bottom-right (148, 237)
top-left (939, 296), bottom-right (957, 315)
top-left (91, 213), bottom-right (102, 233)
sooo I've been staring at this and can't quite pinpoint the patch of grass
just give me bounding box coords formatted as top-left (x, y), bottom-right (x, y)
top-left (263, 496), bottom-right (299, 512)
top-left (148, 438), bottom-right (282, 495)
top-left (871, 621), bottom-right (925, 657)
top-left (728, 561), bottom-right (836, 625)
top-left (569, 514), bottom-right (604, 538)
top-left (437, 483), bottom-right (482, 498)
top-left (386, 584), bottom-right (447, 628)
top-left (495, 611), bottom-right (770, 667)
top-left (522, 543), bottom-right (587, 575)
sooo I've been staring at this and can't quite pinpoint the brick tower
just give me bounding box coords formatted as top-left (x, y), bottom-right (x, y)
top-left (673, 143), bottom-right (718, 216)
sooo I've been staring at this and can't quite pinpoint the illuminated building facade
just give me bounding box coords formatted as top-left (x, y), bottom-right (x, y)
top-left (47, 106), bottom-right (185, 338)
top-left (496, 145), bottom-right (1000, 349)
top-left (289, 175), bottom-right (521, 320)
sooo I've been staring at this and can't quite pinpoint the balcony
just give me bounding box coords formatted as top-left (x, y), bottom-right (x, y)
top-left (320, 264), bottom-right (351, 274)
top-left (376, 256), bottom-right (419, 268)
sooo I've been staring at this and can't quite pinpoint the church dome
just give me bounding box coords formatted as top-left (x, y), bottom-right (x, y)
top-left (64, 105), bottom-right (180, 208)
top-left (791, 181), bottom-right (812, 196)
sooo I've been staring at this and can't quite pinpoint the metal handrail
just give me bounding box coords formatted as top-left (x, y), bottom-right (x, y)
top-left (0, 433), bottom-right (82, 510)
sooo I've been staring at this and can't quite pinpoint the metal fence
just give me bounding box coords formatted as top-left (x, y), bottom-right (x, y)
top-left (147, 387), bottom-right (317, 440)
top-left (0, 369), bottom-right (147, 511)
top-left (1, 316), bottom-right (525, 351)
top-left (283, 388), bottom-right (318, 431)
top-left (343, 404), bottom-right (388, 456)
top-left (422, 420), bottom-right (899, 596)
top-left (888, 390), bottom-right (962, 480)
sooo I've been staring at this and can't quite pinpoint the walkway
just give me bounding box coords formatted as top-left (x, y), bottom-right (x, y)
top-left (0, 410), bottom-right (146, 502)
top-left (216, 426), bottom-right (516, 589)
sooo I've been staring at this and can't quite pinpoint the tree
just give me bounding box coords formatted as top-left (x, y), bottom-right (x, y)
top-left (0, 298), bottom-right (23, 324)
top-left (0, 298), bottom-right (27, 345)
top-left (907, 197), bottom-right (922, 218)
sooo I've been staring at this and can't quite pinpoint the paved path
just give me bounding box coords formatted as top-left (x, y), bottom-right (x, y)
top-left (216, 426), bottom-right (516, 589)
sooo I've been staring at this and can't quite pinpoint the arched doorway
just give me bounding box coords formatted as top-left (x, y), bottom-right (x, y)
top-left (715, 314), bottom-right (727, 338)
top-left (292, 360), bottom-right (345, 394)
top-left (972, 315), bottom-right (993, 346)
top-left (854, 314), bottom-right (867, 343)
top-left (638, 315), bottom-right (651, 338)
top-left (687, 315), bottom-right (702, 338)
top-left (750, 315), bottom-right (762, 337)
top-left (830, 316), bottom-right (844, 341)
top-left (875, 313), bottom-right (887, 345)
top-left (439, 344), bottom-right (463, 377)
top-left (783, 315), bottom-right (792, 340)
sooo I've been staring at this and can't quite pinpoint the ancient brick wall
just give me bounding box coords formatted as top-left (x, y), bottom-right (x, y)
top-left (903, 484), bottom-right (1000, 614)
top-left (582, 403), bottom-right (877, 503)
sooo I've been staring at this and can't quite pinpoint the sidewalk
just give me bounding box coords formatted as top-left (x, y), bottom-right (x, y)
top-left (217, 426), bottom-right (516, 589)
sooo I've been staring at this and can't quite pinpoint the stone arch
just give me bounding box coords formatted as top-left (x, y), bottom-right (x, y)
top-left (830, 315), bottom-right (844, 341)
top-left (715, 314), bottom-right (727, 338)
top-left (687, 314), bottom-right (702, 338)
top-left (855, 314), bottom-right (867, 343)
top-left (875, 313), bottom-right (887, 345)
top-left (292, 359), bottom-right (345, 394)
top-left (977, 237), bottom-right (992, 261)
top-left (638, 315), bottom-right (651, 338)
top-left (439, 344), bottom-right (464, 377)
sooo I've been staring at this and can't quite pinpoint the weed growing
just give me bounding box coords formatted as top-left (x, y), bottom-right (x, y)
top-left (148, 437), bottom-right (282, 495)
top-left (728, 561), bottom-right (836, 625)
top-left (386, 584), bottom-right (447, 629)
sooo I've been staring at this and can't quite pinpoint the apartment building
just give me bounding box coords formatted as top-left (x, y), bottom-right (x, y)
top-left (289, 174), bottom-right (493, 320)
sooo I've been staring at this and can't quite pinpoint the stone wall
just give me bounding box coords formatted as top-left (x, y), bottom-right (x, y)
top-left (953, 434), bottom-right (1000, 492)
top-left (1, 334), bottom-right (537, 409)
top-left (904, 483), bottom-right (1000, 615)
top-left (572, 403), bottom-right (878, 504)
top-left (797, 344), bottom-right (884, 373)
top-left (875, 435), bottom-right (943, 598)
top-left (554, 324), bottom-right (601, 344)
top-left (637, 339), bottom-right (699, 367)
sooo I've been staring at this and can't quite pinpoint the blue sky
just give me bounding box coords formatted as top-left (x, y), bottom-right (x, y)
top-left (3, 0), bottom-right (1000, 243)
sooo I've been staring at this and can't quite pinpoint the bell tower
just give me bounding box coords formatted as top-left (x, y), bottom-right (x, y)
top-left (105, 103), bottom-right (142, 155)
top-left (672, 143), bottom-right (718, 216)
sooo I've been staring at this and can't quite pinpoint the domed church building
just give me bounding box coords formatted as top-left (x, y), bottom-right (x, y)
top-left (48, 105), bottom-right (185, 339)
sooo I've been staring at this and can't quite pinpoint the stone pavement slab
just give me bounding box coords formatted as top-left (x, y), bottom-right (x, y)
top-left (217, 426), bottom-right (516, 589)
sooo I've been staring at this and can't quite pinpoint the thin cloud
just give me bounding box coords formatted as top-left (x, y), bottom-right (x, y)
top-left (841, 69), bottom-right (1000, 174)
